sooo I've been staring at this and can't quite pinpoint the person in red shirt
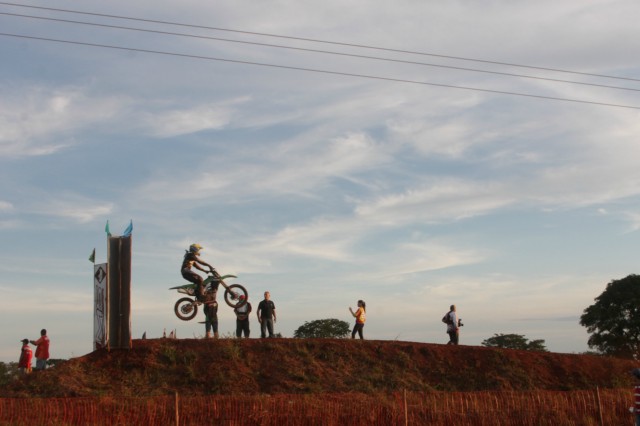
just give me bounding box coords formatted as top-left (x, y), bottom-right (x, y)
top-left (18, 339), bottom-right (32, 375)
top-left (632, 368), bottom-right (640, 426)
top-left (30, 329), bottom-right (50, 371)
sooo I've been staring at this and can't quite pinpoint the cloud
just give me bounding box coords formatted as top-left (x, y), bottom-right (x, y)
top-left (249, 217), bottom-right (362, 263)
top-left (0, 285), bottom-right (92, 314)
top-left (355, 179), bottom-right (515, 225)
top-left (26, 195), bottom-right (113, 224)
top-left (623, 211), bottom-right (640, 233)
top-left (0, 85), bottom-right (128, 157)
top-left (131, 129), bottom-right (391, 203)
top-left (138, 97), bottom-right (250, 138)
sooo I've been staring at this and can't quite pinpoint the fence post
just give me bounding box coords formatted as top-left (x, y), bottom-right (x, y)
top-left (175, 391), bottom-right (179, 426)
top-left (595, 387), bottom-right (604, 426)
top-left (404, 389), bottom-right (408, 426)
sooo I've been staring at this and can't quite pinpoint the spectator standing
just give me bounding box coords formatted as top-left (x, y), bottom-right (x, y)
top-left (349, 300), bottom-right (366, 339)
top-left (632, 368), bottom-right (640, 426)
top-left (18, 339), bottom-right (32, 375)
top-left (446, 305), bottom-right (460, 345)
top-left (204, 298), bottom-right (219, 339)
top-left (30, 329), bottom-right (50, 370)
top-left (234, 295), bottom-right (252, 338)
top-left (256, 291), bottom-right (276, 338)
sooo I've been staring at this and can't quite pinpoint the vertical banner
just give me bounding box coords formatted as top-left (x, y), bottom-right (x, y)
top-left (93, 263), bottom-right (108, 350)
top-left (107, 236), bottom-right (132, 350)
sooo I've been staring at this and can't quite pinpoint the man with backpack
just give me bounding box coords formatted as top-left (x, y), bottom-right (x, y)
top-left (442, 304), bottom-right (460, 345)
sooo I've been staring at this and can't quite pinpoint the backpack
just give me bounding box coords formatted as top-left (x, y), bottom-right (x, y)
top-left (441, 312), bottom-right (453, 325)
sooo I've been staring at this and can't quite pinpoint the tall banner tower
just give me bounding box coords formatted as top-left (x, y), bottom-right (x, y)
top-left (107, 234), bottom-right (132, 350)
top-left (92, 220), bottom-right (133, 351)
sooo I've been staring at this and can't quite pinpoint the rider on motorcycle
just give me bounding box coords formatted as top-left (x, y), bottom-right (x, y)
top-left (181, 243), bottom-right (216, 302)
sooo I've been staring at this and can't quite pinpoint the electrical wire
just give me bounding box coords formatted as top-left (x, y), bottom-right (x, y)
top-left (1, 1), bottom-right (638, 83)
top-left (1, 32), bottom-right (639, 110)
top-left (2, 11), bottom-right (639, 93)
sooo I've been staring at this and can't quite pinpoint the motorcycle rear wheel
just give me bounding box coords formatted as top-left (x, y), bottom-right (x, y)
top-left (174, 297), bottom-right (198, 321)
top-left (223, 284), bottom-right (248, 308)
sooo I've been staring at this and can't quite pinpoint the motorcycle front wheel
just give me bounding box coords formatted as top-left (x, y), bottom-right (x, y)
top-left (223, 284), bottom-right (248, 308)
top-left (174, 297), bottom-right (198, 321)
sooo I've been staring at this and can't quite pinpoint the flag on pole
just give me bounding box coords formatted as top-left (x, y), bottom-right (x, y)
top-left (105, 220), bottom-right (111, 237)
top-left (122, 220), bottom-right (133, 237)
top-left (89, 248), bottom-right (95, 263)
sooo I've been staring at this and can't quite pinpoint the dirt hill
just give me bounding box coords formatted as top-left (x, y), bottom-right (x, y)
top-left (3, 338), bottom-right (637, 397)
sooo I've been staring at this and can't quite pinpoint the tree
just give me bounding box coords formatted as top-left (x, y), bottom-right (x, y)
top-left (481, 333), bottom-right (548, 351)
top-left (580, 274), bottom-right (640, 359)
top-left (293, 318), bottom-right (350, 338)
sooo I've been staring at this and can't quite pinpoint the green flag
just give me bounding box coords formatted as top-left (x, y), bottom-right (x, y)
top-left (89, 248), bottom-right (95, 263)
top-left (105, 220), bottom-right (111, 237)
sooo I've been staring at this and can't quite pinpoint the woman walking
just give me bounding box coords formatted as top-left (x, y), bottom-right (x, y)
top-left (349, 300), bottom-right (366, 339)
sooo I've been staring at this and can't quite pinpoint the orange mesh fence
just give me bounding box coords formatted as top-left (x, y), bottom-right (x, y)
top-left (0, 389), bottom-right (632, 425)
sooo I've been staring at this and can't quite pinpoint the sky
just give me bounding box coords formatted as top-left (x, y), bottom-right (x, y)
top-left (1, 0), bottom-right (639, 363)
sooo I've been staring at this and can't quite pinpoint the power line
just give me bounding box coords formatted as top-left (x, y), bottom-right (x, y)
top-left (1, 32), bottom-right (639, 110)
top-left (1, 1), bottom-right (639, 84)
top-left (2, 11), bottom-right (640, 94)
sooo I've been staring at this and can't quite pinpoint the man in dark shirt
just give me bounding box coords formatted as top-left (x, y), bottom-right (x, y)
top-left (234, 295), bottom-right (252, 338)
top-left (256, 291), bottom-right (277, 338)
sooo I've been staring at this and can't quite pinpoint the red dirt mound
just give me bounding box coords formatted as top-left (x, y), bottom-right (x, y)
top-left (3, 338), bottom-right (636, 397)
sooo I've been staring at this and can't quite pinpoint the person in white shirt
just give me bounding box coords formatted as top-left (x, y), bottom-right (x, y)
top-left (446, 305), bottom-right (460, 345)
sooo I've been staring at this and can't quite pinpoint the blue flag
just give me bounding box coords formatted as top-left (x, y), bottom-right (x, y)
top-left (123, 220), bottom-right (133, 237)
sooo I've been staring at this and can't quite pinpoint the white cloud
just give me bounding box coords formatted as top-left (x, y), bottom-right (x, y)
top-left (0, 201), bottom-right (14, 212)
top-left (139, 97), bottom-right (250, 138)
top-left (131, 129), bottom-right (391, 203)
top-left (355, 179), bottom-right (515, 225)
top-left (623, 211), bottom-right (640, 232)
top-left (0, 285), bottom-right (92, 314)
top-left (0, 86), bottom-right (129, 157)
top-left (28, 196), bottom-right (113, 224)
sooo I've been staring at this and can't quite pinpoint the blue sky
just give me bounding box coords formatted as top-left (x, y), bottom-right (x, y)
top-left (1, 0), bottom-right (639, 362)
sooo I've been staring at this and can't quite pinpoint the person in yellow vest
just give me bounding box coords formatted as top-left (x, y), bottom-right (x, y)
top-left (349, 300), bottom-right (366, 339)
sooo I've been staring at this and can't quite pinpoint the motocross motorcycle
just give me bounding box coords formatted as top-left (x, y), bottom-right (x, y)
top-left (170, 269), bottom-right (248, 321)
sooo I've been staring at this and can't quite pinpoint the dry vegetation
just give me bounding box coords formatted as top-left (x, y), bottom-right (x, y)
top-left (2, 338), bottom-right (636, 397)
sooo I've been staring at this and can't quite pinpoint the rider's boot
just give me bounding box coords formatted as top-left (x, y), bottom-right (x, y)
top-left (196, 285), bottom-right (205, 302)
top-left (214, 332), bottom-right (219, 339)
